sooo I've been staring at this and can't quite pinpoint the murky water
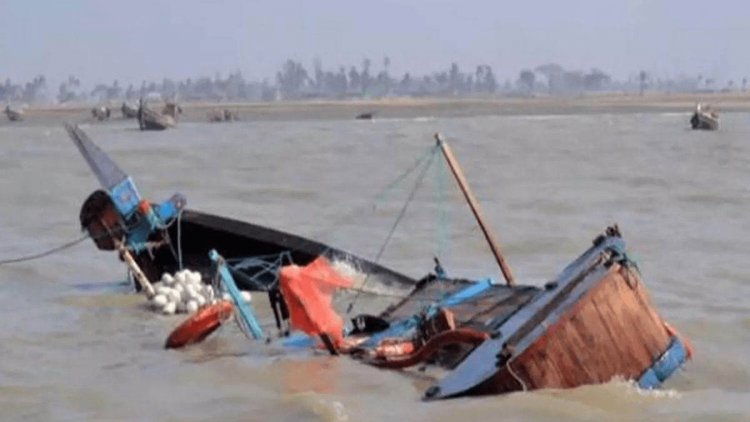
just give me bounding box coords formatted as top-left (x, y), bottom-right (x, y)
top-left (1, 110), bottom-right (749, 421)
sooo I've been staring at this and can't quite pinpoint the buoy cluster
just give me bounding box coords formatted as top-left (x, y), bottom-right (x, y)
top-left (148, 269), bottom-right (251, 315)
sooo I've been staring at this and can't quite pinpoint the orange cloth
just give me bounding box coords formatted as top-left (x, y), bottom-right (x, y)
top-left (279, 257), bottom-right (352, 347)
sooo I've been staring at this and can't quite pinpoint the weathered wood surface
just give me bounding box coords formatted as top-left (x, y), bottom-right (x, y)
top-left (477, 264), bottom-right (670, 394)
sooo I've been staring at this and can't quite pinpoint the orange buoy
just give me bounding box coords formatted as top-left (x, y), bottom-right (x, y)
top-left (165, 300), bottom-right (234, 349)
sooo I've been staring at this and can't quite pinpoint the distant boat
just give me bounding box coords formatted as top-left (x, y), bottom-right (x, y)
top-left (356, 112), bottom-right (375, 120)
top-left (208, 108), bottom-right (237, 122)
top-left (4, 105), bottom-right (24, 122)
top-left (121, 101), bottom-right (138, 119)
top-left (690, 103), bottom-right (719, 130)
top-left (91, 105), bottom-right (111, 121)
top-left (138, 101), bottom-right (179, 130)
top-left (161, 101), bottom-right (182, 118)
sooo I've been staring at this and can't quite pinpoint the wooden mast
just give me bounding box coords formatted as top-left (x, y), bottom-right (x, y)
top-left (435, 133), bottom-right (516, 286)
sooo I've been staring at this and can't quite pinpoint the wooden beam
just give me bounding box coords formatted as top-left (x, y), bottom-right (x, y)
top-left (435, 133), bottom-right (515, 286)
top-left (115, 239), bottom-right (156, 298)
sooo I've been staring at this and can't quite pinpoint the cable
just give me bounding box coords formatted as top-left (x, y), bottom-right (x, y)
top-left (176, 209), bottom-right (184, 270)
top-left (506, 356), bottom-right (528, 391)
top-left (346, 146), bottom-right (438, 314)
top-left (312, 145), bottom-right (437, 241)
top-left (0, 233), bottom-right (91, 266)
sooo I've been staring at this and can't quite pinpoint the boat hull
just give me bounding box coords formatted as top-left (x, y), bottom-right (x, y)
top-left (139, 107), bottom-right (176, 130)
top-left (472, 264), bottom-right (672, 394)
top-left (79, 190), bottom-right (415, 292)
top-left (690, 112), bottom-right (718, 130)
top-left (425, 231), bottom-right (689, 399)
top-left (4, 109), bottom-right (24, 121)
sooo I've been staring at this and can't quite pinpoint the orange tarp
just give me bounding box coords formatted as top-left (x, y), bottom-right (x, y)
top-left (279, 256), bottom-right (353, 347)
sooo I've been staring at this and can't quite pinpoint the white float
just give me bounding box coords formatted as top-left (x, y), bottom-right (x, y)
top-left (146, 268), bottom-right (252, 315)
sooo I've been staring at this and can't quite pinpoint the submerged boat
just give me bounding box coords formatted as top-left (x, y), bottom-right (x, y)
top-left (68, 125), bottom-right (691, 399)
top-left (4, 105), bottom-right (24, 121)
top-left (690, 103), bottom-right (719, 130)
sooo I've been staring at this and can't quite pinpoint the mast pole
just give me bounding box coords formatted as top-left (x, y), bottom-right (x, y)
top-left (434, 133), bottom-right (516, 286)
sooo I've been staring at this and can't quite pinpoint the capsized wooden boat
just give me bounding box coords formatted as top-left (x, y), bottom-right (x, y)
top-left (67, 124), bottom-right (691, 399)
top-left (690, 103), bottom-right (719, 130)
top-left (4, 105), bottom-right (24, 121)
top-left (418, 227), bottom-right (690, 398)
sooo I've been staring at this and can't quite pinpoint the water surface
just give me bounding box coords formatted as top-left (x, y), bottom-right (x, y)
top-left (1, 111), bottom-right (748, 421)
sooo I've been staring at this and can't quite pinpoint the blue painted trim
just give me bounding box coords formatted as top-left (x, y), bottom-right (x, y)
top-left (282, 332), bottom-right (317, 348)
top-left (637, 336), bottom-right (688, 389)
top-left (209, 250), bottom-right (264, 340)
top-left (357, 278), bottom-right (495, 349)
top-left (109, 177), bottom-right (141, 217)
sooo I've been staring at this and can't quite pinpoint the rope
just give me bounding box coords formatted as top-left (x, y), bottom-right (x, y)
top-left (506, 356), bottom-right (528, 391)
top-left (176, 208), bottom-right (184, 270)
top-left (312, 146), bottom-right (437, 241)
top-left (346, 146), bottom-right (438, 314)
top-left (373, 147), bottom-right (439, 204)
top-left (0, 233), bottom-right (91, 266)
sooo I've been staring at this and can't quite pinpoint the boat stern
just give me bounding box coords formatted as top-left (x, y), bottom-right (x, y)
top-left (425, 226), bottom-right (691, 399)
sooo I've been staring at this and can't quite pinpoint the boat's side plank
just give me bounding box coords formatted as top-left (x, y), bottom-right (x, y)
top-left (483, 265), bottom-right (670, 393)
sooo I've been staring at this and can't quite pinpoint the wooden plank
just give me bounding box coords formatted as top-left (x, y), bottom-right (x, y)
top-left (485, 264), bottom-right (671, 393)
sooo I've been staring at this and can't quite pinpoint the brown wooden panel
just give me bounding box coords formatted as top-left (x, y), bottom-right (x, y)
top-left (475, 264), bottom-right (671, 395)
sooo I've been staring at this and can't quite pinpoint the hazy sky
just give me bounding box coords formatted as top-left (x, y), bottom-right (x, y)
top-left (2, 0), bottom-right (749, 87)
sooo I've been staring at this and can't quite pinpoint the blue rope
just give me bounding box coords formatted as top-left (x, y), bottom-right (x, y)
top-left (374, 146), bottom-right (439, 204)
top-left (346, 145), bottom-right (439, 314)
top-left (313, 146), bottom-right (438, 243)
top-left (225, 251), bottom-right (293, 290)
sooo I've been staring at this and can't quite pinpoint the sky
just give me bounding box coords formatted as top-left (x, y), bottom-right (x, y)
top-left (1, 0), bottom-right (749, 88)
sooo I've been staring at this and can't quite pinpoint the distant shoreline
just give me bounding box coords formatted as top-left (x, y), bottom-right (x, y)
top-left (11, 92), bottom-right (750, 124)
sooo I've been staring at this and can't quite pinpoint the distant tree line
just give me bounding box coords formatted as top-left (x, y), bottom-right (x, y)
top-left (0, 75), bottom-right (48, 103)
top-left (513, 64), bottom-right (749, 97)
top-left (2, 58), bottom-right (748, 104)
